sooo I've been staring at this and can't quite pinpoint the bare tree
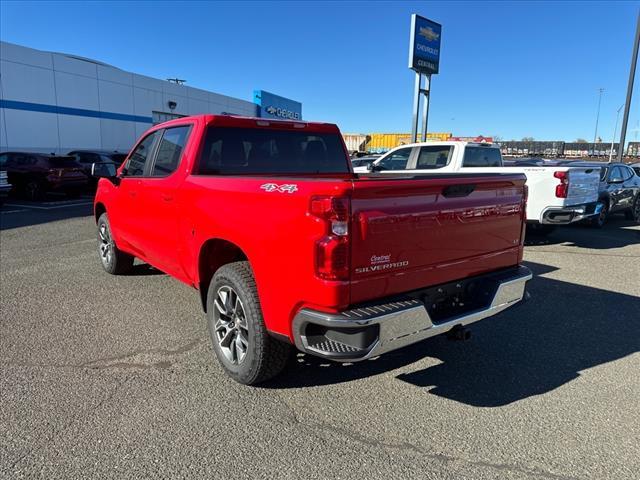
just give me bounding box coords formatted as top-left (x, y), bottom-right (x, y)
top-left (575, 138), bottom-right (588, 143)
top-left (521, 137), bottom-right (535, 142)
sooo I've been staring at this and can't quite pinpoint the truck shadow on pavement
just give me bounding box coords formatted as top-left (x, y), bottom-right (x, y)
top-left (525, 217), bottom-right (640, 249)
top-left (268, 261), bottom-right (639, 407)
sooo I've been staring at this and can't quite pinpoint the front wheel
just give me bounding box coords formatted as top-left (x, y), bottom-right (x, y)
top-left (97, 213), bottom-right (134, 274)
top-left (207, 261), bottom-right (291, 385)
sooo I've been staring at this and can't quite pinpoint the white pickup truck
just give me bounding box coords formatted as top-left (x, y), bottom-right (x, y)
top-left (354, 141), bottom-right (601, 233)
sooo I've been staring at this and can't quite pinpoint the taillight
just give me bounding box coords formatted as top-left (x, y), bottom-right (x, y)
top-left (554, 171), bottom-right (568, 198)
top-left (310, 196), bottom-right (350, 281)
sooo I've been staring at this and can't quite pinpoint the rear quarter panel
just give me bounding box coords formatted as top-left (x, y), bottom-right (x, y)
top-left (181, 175), bottom-right (354, 338)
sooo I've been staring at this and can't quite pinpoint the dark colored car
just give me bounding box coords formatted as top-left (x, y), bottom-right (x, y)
top-left (568, 162), bottom-right (640, 227)
top-left (351, 155), bottom-right (381, 169)
top-left (0, 152), bottom-right (88, 201)
top-left (68, 150), bottom-right (127, 187)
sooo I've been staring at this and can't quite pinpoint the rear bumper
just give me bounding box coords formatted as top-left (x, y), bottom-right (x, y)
top-left (540, 201), bottom-right (600, 224)
top-left (292, 266), bottom-right (532, 362)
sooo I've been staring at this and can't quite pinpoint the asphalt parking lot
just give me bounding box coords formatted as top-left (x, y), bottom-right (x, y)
top-left (1, 201), bottom-right (639, 480)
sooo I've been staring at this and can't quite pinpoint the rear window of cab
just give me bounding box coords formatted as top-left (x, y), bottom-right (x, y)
top-left (196, 127), bottom-right (349, 175)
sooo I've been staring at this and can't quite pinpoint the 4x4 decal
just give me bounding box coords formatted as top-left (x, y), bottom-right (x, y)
top-left (260, 183), bottom-right (298, 194)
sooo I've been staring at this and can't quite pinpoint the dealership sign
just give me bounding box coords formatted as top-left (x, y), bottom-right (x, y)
top-left (408, 14), bottom-right (442, 75)
top-left (253, 90), bottom-right (302, 120)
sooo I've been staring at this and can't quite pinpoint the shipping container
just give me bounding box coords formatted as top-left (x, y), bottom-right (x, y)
top-left (366, 132), bottom-right (451, 153)
top-left (342, 134), bottom-right (369, 153)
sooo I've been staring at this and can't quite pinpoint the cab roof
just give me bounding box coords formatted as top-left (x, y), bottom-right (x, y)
top-left (154, 114), bottom-right (341, 133)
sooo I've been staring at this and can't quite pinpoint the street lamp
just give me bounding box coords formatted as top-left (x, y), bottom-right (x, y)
top-left (593, 88), bottom-right (604, 146)
top-left (610, 104), bottom-right (624, 162)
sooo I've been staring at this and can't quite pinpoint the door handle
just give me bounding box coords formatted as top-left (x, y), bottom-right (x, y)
top-left (129, 190), bottom-right (137, 197)
top-left (162, 194), bottom-right (173, 202)
top-left (442, 184), bottom-right (475, 198)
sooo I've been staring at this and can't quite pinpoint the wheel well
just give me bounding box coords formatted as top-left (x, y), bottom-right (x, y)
top-left (198, 239), bottom-right (248, 312)
top-left (94, 202), bottom-right (106, 223)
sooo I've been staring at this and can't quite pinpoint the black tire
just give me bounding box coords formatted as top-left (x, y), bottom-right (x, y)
top-left (24, 180), bottom-right (43, 201)
top-left (526, 223), bottom-right (556, 236)
top-left (66, 189), bottom-right (82, 199)
top-left (591, 201), bottom-right (609, 228)
top-left (97, 213), bottom-right (134, 275)
top-left (625, 196), bottom-right (640, 222)
top-left (206, 261), bottom-right (291, 385)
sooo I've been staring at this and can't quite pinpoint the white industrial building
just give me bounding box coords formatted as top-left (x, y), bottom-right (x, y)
top-left (0, 41), bottom-right (302, 154)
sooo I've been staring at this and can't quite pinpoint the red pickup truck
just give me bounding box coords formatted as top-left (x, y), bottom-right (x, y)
top-left (93, 115), bottom-right (532, 385)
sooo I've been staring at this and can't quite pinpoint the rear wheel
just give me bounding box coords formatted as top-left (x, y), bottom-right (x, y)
top-left (591, 201), bottom-right (609, 228)
top-left (24, 180), bottom-right (43, 201)
top-left (207, 261), bottom-right (291, 385)
top-left (97, 213), bottom-right (134, 274)
top-left (625, 196), bottom-right (640, 222)
top-left (526, 223), bottom-right (556, 236)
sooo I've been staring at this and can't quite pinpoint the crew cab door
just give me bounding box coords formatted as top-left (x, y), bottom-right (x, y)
top-left (110, 130), bottom-right (161, 254)
top-left (606, 166), bottom-right (626, 211)
top-left (134, 125), bottom-right (192, 278)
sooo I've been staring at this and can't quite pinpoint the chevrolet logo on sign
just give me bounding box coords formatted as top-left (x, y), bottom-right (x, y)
top-left (264, 105), bottom-right (300, 120)
top-left (419, 26), bottom-right (439, 42)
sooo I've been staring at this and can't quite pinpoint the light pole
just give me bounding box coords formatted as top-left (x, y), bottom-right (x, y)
top-left (610, 104), bottom-right (624, 161)
top-left (593, 88), bottom-right (604, 146)
top-left (617, 11), bottom-right (640, 162)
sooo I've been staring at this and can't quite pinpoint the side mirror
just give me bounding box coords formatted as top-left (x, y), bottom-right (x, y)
top-left (91, 162), bottom-right (119, 182)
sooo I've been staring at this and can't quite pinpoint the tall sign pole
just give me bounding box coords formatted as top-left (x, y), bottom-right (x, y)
top-left (408, 14), bottom-right (441, 143)
top-left (617, 11), bottom-right (640, 162)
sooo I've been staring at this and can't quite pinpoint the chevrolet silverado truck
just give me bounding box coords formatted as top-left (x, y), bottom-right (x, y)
top-left (354, 142), bottom-right (601, 235)
top-left (92, 115), bottom-right (532, 385)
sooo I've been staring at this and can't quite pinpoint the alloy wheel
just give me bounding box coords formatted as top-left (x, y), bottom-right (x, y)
top-left (98, 223), bottom-right (113, 267)
top-left (213, 286), bottom-right (249, 365)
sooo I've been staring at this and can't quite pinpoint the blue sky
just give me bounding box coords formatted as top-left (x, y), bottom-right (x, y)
top-left (1, 1), bottom-right (639, 141)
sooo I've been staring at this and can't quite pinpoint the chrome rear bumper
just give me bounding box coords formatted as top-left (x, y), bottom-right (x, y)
top-left (540, 201), bottom-right (600, 224)
top-left (292, 266), bottom-right (532, 362)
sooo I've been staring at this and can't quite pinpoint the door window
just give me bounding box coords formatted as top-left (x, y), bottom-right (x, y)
top-left (377, 148), bottom-right (412, 170)
top-left (126, 132), bottom-right (160, 176)
top-left (415, 146), bottom-right (452, 169)
top-left (609, 166), bottom-right (624, 183)
top-left (620, 166), bottom-right (634, 181)
top-left (151, 126), bottom-right (191, 176)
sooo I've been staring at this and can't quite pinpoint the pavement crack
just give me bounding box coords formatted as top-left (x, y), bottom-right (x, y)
top-left (275, 395), bottom-right (582, 480)
top-left (80, 337), bottom-right (207, 370)
top-left (2, 338), bottom-right (207, 371)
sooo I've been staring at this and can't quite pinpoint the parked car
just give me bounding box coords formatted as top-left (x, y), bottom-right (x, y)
top-left (354, 142), bottom-right (601, 235)
top-left (68, 150), bottom-right (127, 187)
top-left (566, 162), bottom-right (640, 226)
top-left (0, 155), bottom-right (11, 205)
top-left (630, 162), bottom-right (640, 177)
top-left (92, 115), bottom-right (531, 385)
top-left (350, 154), bottom-right (380, 168)
top-left (0, 152), bottom-right (88, 200)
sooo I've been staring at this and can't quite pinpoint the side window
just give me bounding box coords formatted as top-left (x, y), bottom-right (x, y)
top-left (609, 166), bottom-right (623, 182)
top-left (151, 126), bottom-right (191, 177)
top-left (378, 148), bottom-right (412, 170)
top-left (0, 154), bottom-right (7, 167)
top-left (126, 132), bottom-right (159, 176)
top-left (415, 146), bottom-right (452, 169)
top-left (621, 166), bottom-right (634, 181)
top-left (462, 147), bottom-right (503, 167)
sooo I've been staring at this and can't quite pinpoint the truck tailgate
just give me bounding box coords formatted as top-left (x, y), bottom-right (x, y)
top-left (565, 167), bottom-right (600, 205)
top-left (350, 173), bottom-right (526, 304)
